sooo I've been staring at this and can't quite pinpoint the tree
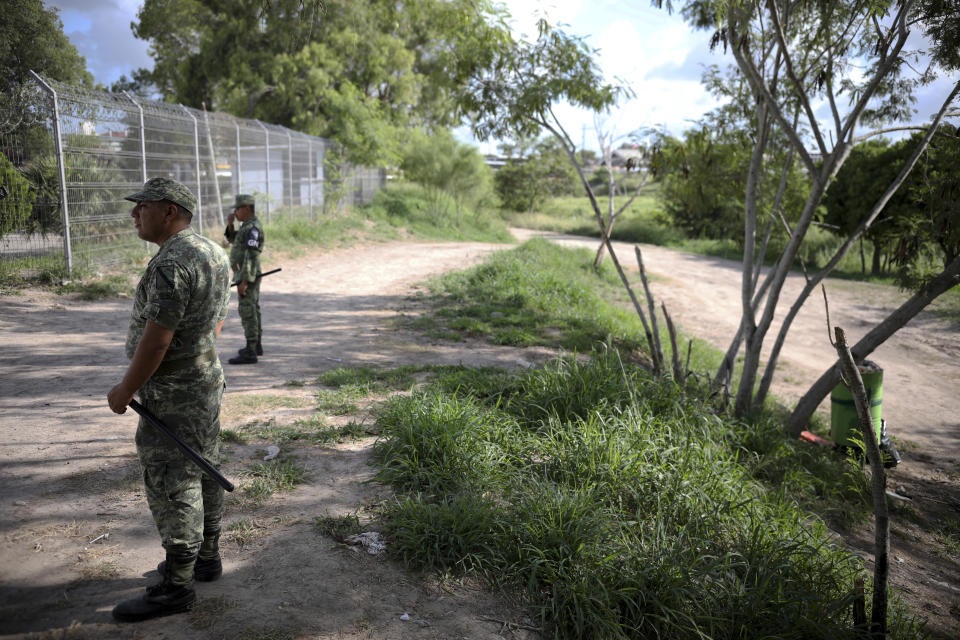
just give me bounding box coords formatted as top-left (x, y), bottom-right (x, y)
top-left (890, 123), bottom-right (960, 283)
top-left (464, 20), bottom-right (676, 373)
top-left (131, 0), bottom-right (512, 165)
top-left (821, 140), bottom-right (907, 275)
top-left (400, 128), bottom-right (497, 213)
top-left (0, 0), bottom-right (93, 114)
top-left (659, 0), bottom-right (960, 423)
top-left (494, 135), bottom-right (578, 213)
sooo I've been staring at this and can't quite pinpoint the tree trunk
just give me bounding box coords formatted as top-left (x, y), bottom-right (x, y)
top-left (859, 237), bottom-right (866, 274)
top-left (787, 253), bottom-right (960, 436)
top-left (871, 238), bottom-right (883, 275)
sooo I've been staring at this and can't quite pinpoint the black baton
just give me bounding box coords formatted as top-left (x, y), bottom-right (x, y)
top-left (231, 267), bottom-right (282, 288)
top-left (128, 399), bottom-right (235, 492)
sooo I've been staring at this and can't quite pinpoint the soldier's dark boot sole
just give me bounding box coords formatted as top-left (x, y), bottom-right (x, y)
top-left (227, 352), bottom-right (257, 364)
top-left (157, 556), bottom-right (222, 582)
top-left (112, 587), bottom-right (195, 622)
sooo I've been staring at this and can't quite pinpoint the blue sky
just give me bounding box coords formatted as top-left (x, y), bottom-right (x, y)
top-left (46, 0), bottom-right (957, 154)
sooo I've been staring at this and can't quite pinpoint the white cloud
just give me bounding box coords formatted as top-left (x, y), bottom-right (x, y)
top-left (45, 0), bottom-right (152, 86)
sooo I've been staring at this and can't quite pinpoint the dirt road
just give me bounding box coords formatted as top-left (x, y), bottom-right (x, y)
top-left (1, 232), bottom-right (957, 639)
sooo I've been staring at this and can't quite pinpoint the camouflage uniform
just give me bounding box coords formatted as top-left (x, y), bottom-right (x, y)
top-left (127, 226), bottom-right (231, 560)
top-left (224, 204), bottom-right (264, 348)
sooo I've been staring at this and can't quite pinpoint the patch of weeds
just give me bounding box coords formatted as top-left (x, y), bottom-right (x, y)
top-left (933, 516), bottom-right (960, 559)
top-left (250, 417), bottom-right (320, 443)
top-left (223, 394), bottom-right (313, 422)
top-left (416, 240), bottom-right (648, 353)
top-left (491, 327), bottom-right (539, 346)
top-left (314, 513), bottom-right (364, 540)
top-left (889, 435), bottom-right (920, 453)
top-left (220, 428), bottom-right (248, 444)
top-left (426, 329), bottom-right (465, 342)
top-left (57, 274), bottom-right (133, 300)
top-left (190, 596), bottom-right (235, 629)
top-left (77, 561), bottom-right (120, 581)
top-left (239, 459), bottom-right (308, 506)
top-left (316, 389), bottom-right (359, 415)
top-left (283, 379), bottom-right (307, 387)
top-left (890, 500), bottom-right (924, 525)
top-left (340, 419), bottom-right (371, 438)
top-left (317, 365), bottom-right (427, 394)
top-left (227, 519), bottom-right (269, 549)
top-left (407, 315), bottom-right (439, 331)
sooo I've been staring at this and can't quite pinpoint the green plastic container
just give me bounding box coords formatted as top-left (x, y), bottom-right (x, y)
top-left (830, 360), bottom-right (883, 448)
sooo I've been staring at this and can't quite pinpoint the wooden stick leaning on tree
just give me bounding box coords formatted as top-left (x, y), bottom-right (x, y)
top-left (833, 326), bottom-right (889, 639)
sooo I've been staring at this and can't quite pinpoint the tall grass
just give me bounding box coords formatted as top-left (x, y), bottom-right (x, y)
top-left (417, 238), bottom-right (650, 352)
top-left (372, 352), bottom-right (924, 639)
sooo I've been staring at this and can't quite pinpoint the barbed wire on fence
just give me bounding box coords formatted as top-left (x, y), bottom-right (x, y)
top-left (0, 73), bottom-right (386, 279)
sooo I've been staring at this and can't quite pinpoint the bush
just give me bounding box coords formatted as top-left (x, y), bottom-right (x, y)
top-left (363, 182), bottom-right (512, 242)
top-left (0, 153), bottom-right (36, 240)
top-left (400, 128), bottom-right (498, 212)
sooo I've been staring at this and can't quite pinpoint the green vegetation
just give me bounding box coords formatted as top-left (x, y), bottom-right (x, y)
top-left (362, 183), bottom-right (512, 243)
top-left (314, 513), bottom-right (364, 540)
top-left (56, 274), bottom-right (134, 300)
top-left (238, 459), bottom-right (308, 506)
top-left (410, 239), bottom-right (710, 364)
top-left (370, 352), bottom-right (921, 639)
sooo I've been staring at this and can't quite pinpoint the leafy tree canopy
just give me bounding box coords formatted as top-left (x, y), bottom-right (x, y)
top-left (131, 0), bottom-right (512, 165)
top-left (1, 0), bottom-right (93, 101)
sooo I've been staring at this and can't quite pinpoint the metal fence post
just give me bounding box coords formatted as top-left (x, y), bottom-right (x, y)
top-left (285, 129), bottom-right (293, 210)
top-left (124, 91), bottom-right (148, 183)
top-left (202, 105), bottom-right (224, 226)
top-left (234, 118), bottom-right (242, 194)
top-left (179, 104), bottom-right (203, 235)
top-left (29, 71), bottom-right (73, 275)
top-left (307, 138), bottom-right (313, 219)
top-left (255, 120), bottom-right (270, 222)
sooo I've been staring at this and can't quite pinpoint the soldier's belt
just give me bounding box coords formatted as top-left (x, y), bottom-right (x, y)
top-left (154, 349), bottom-right (218, 376)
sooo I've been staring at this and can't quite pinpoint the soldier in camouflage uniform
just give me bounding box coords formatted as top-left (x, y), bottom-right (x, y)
top-left (107, 177), bottom-right (231, 622)
top-left (224, 194), bottom-right (265, 364)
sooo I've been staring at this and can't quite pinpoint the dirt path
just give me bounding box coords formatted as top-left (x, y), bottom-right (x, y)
top-left (1, 232), bottom-right (957, 638)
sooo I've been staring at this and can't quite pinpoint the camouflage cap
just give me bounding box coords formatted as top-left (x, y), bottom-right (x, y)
top-left (124, 177), bottom-right (197, 214)
top-left (232, 194), bottom-right (255, 209)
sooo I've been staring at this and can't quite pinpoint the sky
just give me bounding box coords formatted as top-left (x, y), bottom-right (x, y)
top-left (46, 0), bottom-right (957, 154)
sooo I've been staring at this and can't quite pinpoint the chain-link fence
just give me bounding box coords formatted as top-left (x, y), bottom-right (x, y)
top-left (0, 73), bottom-right (386, 278)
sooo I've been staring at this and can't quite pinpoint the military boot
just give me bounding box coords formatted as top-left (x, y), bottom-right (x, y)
top-left (255, 336), bottom-right (263, 356)
top-left (113, 552), bottom-right (196, 622)
top-left (157, 529), bottom-right (222, 582)
top-left (228, 346), bottom-right (257, 365)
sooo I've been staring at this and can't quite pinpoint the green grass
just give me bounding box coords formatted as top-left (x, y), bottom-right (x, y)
top-left (238, 458), bottom-right (308, 506)
top-left (371, 353), bottom-right (923, 639)
top-left (56, 274), bottom-right (134, 300)
top-left (363, 182), bottom-right (513, 243)
top-left (314, 513), bottom-right (364, 540)
top-left (409, 238), bottom-right (653, 354)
